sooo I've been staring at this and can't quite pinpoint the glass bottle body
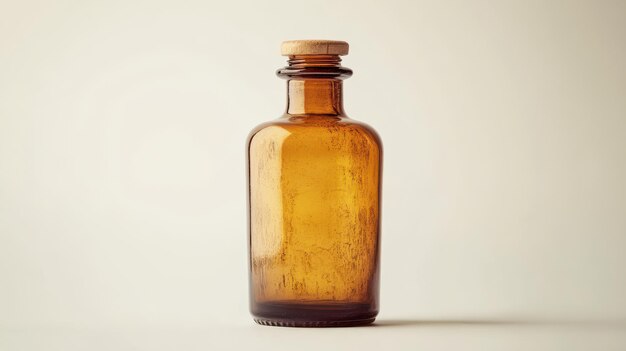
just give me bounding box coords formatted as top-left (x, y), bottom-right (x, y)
top-left (247, 55), bottom-right (382, 327)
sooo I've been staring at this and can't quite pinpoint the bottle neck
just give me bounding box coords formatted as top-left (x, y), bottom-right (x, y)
top-left (286, 79), bottom-right (344, 115)
top-left (277, 55), bottom-right (352, 116)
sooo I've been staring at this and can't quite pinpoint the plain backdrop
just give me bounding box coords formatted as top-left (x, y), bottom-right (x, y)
top-left (1, 0), bottom-right (625, 349)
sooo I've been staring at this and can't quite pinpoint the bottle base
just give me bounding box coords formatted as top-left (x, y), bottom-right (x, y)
top-left (251, 301), bottom-right (377, 328)
top-left (254, 317), bottom-right (375, 327)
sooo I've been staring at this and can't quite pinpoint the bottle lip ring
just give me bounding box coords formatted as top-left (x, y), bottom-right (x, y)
top-left (276, 66), bottom-right (353, 80)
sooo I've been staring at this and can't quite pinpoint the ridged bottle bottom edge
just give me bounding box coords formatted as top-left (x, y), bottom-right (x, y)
top-left (253, 317), bottom-right (376, 328)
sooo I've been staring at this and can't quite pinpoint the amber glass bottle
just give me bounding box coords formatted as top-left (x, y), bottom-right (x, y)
top-left (247, 40), bottom-right (382, 327)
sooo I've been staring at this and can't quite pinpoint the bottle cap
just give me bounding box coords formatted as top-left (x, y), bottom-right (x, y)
top-left (281, 40), bottom-right (349, 56)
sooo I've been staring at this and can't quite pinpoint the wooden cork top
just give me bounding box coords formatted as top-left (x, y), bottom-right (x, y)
top-left (281, 40), bottom-right (349, 56)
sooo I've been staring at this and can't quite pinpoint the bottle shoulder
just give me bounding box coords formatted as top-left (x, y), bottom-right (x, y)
top-left (247, 115), bottom-right (382, 151)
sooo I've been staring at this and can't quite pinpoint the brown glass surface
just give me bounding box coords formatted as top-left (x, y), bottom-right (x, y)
top-left (247, 54), bottom-right (382, 327)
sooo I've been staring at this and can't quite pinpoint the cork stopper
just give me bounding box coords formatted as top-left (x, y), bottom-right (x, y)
top-left (281, 40), bottom-right (349, 56)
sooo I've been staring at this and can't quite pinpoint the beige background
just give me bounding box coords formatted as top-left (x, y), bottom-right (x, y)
top-left (1, 0), bottom-right (625, 349)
